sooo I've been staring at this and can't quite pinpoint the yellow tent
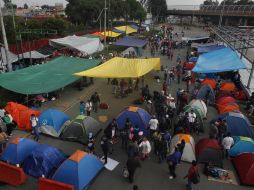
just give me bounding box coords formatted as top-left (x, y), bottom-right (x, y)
top-left (101, 31), bottom-right (121, 38)
top-left (114, 26), bottom-right (137, 34)
top-left (75, 57), bottom-right (160, 78)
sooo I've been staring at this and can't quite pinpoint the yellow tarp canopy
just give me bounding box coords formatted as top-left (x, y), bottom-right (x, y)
top-left (75, 57), bottom-right (161, 78)
top-left (101, 31), bottom-right (121, 38)
top-left (114, 26), bottom-right (137, 34)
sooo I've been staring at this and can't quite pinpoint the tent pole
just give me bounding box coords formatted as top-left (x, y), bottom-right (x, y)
top-left (104, 0), bottom-right (107, 49)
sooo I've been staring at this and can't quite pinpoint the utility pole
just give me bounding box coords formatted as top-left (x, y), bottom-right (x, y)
top-left (0, 1), bottom-right (12, 71)
top-left (104, 0), bottom-right (107, 48)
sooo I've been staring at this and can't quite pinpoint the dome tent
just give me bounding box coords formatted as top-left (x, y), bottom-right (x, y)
top-left (188, 99), bottom-right (207, 116)
top-left (39, 109), bottom-right (70, 137)
top-left (229, 136), bottom-right (254, 157)
top-left (170, 134), bottom-right (196, 163)
top-left (60, 115), bottom-right (102, 144)
top-left (116, 106), bottom-right (151, 135)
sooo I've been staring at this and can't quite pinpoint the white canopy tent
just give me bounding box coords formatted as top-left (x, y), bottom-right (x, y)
top-left (19, 51), bottom-right (50, 59)
top-left (0, 47), bottom-right (18, 72)
top-left (49, 35), bottom-right (104, 55)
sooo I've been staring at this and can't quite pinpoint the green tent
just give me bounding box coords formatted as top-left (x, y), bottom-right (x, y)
top-left (60, 115), bottom-right (102, 144)
top-left (184, 105), bottom-right (205, 129)
top-left (0, 56), bottom-right (101, 95)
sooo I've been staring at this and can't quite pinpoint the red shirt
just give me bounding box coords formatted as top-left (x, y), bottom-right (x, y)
top-left (188, 165), bottom-right (198, 180)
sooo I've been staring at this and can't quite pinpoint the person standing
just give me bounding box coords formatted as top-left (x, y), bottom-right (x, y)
top-left (184, 160), bottom-right (200, 190)
top-left (85, 99), bottom-right (92, 116)
top-left (139, 137), bottom-right (151, 160)
top-left (167, 147), bottom-right (181, 179)
top-left (30, 114), bottom-right (39, 141)
top-left (79, 101), bottom-right (85, 115)
top-left (149, 116), bottom-right (159, 137)
top-left (91, 92), bottom-right (100, 113)
top-left (176, 62), bottom-right (182, 84)
top-left (188, 110), bottom-right (196, 133)
top-left (3, 112), bottom-right (13, 136)
top-left (101, 134), bottom-right (109, 164)
top-left (120, 127), bottom-right (129, 149)
top-left (126, 156), bottom-right (141, 183)
top-left (222, 132), bottom-right (234, 159)
top-left (87, 132), bottom-right (95, 154)
top-left (111, 78), bottom-right (118, 94)
top-left (177, 139), bottom-right (186, 163)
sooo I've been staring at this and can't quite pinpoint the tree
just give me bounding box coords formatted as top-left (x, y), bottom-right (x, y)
top-left (220, 0), bottom-right (236, 5)
top-left (147, 0), bottom-right (168, 21)
top-left (24, 3), bottom-right (29, 9)
top-left (3, 0), bottom-right (17, 9)
top-left (203, 0), bottom-right (219, 5)
top-left (235, 0), bottom-right (254, 5)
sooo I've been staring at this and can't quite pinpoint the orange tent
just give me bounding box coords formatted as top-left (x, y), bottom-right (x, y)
top-left (220, 82), bottom-right (236, 92)
top-left (4, 102), bottom-right (40, 130)
top-left (218, 102), bottom-right (240, 114)
top-left (202, 78), bottom-right (216, 89)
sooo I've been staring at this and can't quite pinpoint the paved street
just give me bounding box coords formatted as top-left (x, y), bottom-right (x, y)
top-left (1, 25), bottom-right (252, 190)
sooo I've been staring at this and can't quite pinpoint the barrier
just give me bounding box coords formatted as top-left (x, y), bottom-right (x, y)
top-left (0, 161), bottom-right (27, 186)
top-left (38, 178), bottom-right (74, 190)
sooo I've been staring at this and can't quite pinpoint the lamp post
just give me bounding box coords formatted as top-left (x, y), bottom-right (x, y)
top-left (104, 0), bottom-right (107, 48)
top-left (219, 0), bottom-right (226, 27)
top-left (0, 1), bottom-right (12, 71)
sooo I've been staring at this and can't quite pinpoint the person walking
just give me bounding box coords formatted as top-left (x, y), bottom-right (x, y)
top-left (184, 160), bottom-right (200, 190)
top-left (120, 127), bottom-right (129, 149)
top-left (222, 132), bottom-right (234, 159)
top-left (139, 137), bottom-right (151, 160)
top-left (79, 101), bottom-right (85, 115)
top-left (30, 114), bottom-right (39, 141)
top-left (128, 140), bottom-right (139, 158)
top-left (101, 134), bottom-right (109, 164)
top-left (126, 156), bottom-right (141, 183)
top-left (90, 92), bottom-right (100, 113)
top-left (149, 115), bottom-right (159, 137)
top-left (177, 139), bottom-right (186, 163)
top-left (85, 99), bottom-right (92, 116)
top-left (167, 147), bottom-right (181, 179)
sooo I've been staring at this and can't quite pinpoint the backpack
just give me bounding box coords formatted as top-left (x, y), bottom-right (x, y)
top-left (191, 171), bottom-right (200, 184)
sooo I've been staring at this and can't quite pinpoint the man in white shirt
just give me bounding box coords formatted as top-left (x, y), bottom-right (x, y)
top-left (222, 132), bottom-right (234, 159)
top-left (30, 114), bottom-right (39, 141)
top-left (149, 116), bottom-right (159, 137)
top-left (188, 110), bottom-right (196, 133)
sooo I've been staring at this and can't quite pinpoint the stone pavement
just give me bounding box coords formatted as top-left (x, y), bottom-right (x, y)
top-left (1, 25), bottom-right (252, 190)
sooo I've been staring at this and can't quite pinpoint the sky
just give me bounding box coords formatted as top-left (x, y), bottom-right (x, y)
top-left (9, 0), bottom-right (223, 7)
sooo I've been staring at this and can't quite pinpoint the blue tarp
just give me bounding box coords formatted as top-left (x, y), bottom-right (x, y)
top-left (113, 37), bottom-right (148, 48)
top-left (198, 45), bottom-right (226, 53)
top-left (23, 144), bottom-right (66, 178)
top-left (211, 112), bottom-right (254, 139)
top-left (116, 107), bottom-right (151, 135)
top-left (1, 138), bottom-right (39, 165)
top-left (189, 57), bottom-right (198, 62)
top-left (229, 136), bottom-right (254, 157)
top-left (38, 109), bottom-right (70, 137)
top-left (193, 48), bottom-right (246, 73)
top-left (129, 24), bottom-right (139, 30)
top-left (53, 152), bottom-right (103, 190)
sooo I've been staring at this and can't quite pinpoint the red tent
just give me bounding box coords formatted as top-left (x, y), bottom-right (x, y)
top-left (232, 153), bottom-right (254, 186)
top-left (196, 138), bottom-right (223, 167)
top-left (216, 96), bottom-right (236, 106)
top-left (4, 102), bottom-right (40, 130)
top-left (202, 78), bottom-right (216, 89)
top-left (218, 102), bottom-right (240, 114)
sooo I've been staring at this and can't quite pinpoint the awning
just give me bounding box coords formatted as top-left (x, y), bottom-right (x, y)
top-left (0, 47), bottom-right (18, 65)
top-left (192, 48), bottom-right (246, 73)
top-left (114, 26), bottom-right (137, 34)
top-left (0, 56), bottom-right (101, 94)
top-left (75, 57), bottom-right (160, 78)
top-left (36, 45), bottom-right (58, 56)
top-left (112, 28), bottom-right (125, 33)
top-left (101, 31), bottom-right (121, 38)
top-left (19, 51), bottom-right (49, 59)
top-left (198, 45), bottom-right (226, 53)
top-left (49, 35), bottom-right (104, 55)
top-left (113, 37), bottom-right (147, 48)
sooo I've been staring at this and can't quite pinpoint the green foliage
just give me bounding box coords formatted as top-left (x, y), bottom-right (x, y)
top-left (203, 0), bottom-right (219, 5)
top-left (147, 0), bottom-right (167, 21)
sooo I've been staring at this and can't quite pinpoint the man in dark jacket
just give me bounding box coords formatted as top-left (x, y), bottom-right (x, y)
top-left (167, 147), bottom-right (181, 179)
top-left (126, 156), bottom-right (141, 183)
top-left (90, 92), bottom-right (100, 113)
top-left (101, 135), bottom-right (109, 164)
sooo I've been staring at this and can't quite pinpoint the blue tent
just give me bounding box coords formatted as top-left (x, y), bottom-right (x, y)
top-left (38, 109), bottom-right (70, 137)
top-left (229, 136), bottom-right (254, 157)
top-left (116, 106), bottom-right (151, 135)
top-left (23, 144), bottom-right (66, 178)
top-left (196, 85), bottom-right (215, 104)
top-left (193, 48), bottom-right (246, 73)
top-left (113, 37), bottom-right (147, 48)
top-left (189, 57), bottom-right (198, 62)
top-left (52, 150), bottom-right (103, 190)
top-left (198, 45), bottom-right (226, 54)
top-left (0, 138), bottom-right (39, 165)
top-left (211, 112), bottom-right (254, 139)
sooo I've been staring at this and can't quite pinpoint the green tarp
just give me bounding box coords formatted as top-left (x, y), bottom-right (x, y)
top-left (0, 56), bottom-right (100, 95)
top-left (82, 34), bottom-right (100, 38)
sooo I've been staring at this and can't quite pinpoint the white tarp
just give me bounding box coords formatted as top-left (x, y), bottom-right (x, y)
top-left (49, 35), bottom-right (104, 55)
top-left (0, 47), bottom-right (18, 72)
top-left (19, 51), bottom-right (49, 59)
top-left (120, 47), bottom-right (137, 57)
